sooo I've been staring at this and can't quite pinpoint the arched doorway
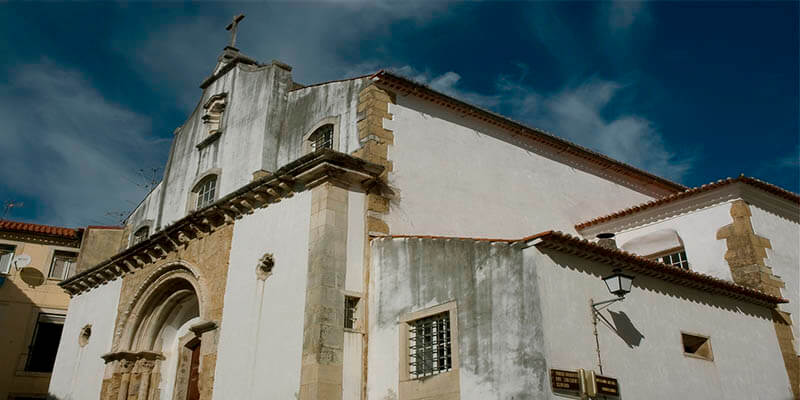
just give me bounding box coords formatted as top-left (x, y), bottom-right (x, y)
top-left (103, 263), bottom-right (214, 400)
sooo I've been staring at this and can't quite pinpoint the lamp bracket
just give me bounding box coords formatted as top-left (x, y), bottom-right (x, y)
top-left (591, 296), bottom-right (624, 312)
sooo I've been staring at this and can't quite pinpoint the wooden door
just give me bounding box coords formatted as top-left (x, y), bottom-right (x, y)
top-left (187, 341), bottom-right (201, 400)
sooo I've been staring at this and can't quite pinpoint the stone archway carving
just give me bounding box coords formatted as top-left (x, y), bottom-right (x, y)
top-left (103, 261), bottom-right (217, 400)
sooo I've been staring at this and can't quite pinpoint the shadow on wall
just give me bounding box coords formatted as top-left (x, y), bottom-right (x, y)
top-left (543, 250), bottom-right (775, 321)
top-left (607, 310), bottom-right (645, 348)
top-left (0, 276), bottom-right (64, 397)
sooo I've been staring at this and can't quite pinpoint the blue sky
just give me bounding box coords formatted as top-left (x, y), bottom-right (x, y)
top-left (0, 1), bottom-right (797, 227)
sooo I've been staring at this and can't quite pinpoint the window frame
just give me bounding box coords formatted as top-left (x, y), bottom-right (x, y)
top-left (344, 294), bottom-right (362, 332)
top-left (302, 117), bottom-right (340, 154)
top-left (681, 331), bottom-right (714, 361)
top-left (648, 246), bottom-right (690, 270)
top-left (48, 250), bottom-right (78, 281)
top-left (398, 301), bottom-right (460, 386)
top-left (0, 243), bottom-right (16, 274)
top-left (23, 312), bottom-right (66, 373)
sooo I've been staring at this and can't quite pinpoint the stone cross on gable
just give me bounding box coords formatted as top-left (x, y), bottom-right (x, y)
top-left (225, 14), bottom-right (245, 48)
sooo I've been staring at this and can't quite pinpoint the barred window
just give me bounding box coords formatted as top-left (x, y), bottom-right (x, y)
top-left (344, 296), bottom-right (359, 329)
top-left (408, 312), bottom-right (452, 379)
top-left (309, 124), bottom-right (334, 152)
top-left (658, 250), bottom-right (689, 270)
top-left (195, 175), bottom-right (217, 210)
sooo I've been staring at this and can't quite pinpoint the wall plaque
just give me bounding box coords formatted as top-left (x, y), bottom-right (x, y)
top-left (595, 374), bottom-right (620, 397)
top-left (550, 368), bottom-right (581, 395)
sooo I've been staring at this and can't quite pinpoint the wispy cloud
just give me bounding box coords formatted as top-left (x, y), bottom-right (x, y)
top-left (0, 60), bottom-right (166, 226)
top-left (373, 64), bottom-right (692, 181)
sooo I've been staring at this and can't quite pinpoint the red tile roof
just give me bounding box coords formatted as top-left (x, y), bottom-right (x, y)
top-left (0, 219), bottom-right (82, 240)
top-left (575, 175), bottom-right (800, 231)
top-left (377, 230), bottom-right (787, 307)
top-left (370, 70), bottom-right (687, 196)
top-left (524, 230), bottom-right (786, 306)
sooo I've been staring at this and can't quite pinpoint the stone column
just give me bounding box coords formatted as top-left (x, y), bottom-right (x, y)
top-left (116, 359), bottom-right (135, 400)
top-left (299, 183), bottom-right (349, 400)
top-left (136, 359), bottom-right (155, 400)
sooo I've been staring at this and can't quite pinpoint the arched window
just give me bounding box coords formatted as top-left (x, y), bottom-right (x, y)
top-left (132, 226), bottom-right (149, 245)
top-left (194, 175), bottom-right (217, 209)
top-left (308, 124), bottom-right (334, 152)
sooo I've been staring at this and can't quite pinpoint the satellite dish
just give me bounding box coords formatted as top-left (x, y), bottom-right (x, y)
top-left (19, 267), bottom-right (45, 288)
top-left (13, 254), bottom-right (31, 270)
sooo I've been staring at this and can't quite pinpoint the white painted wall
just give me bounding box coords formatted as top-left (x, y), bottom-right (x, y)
top-left (343, 331), bottom-right (363, 400)
top-left (530, 247), bottom-right (793, 400)
top-left (213, 191), bottom-right (311, 400)
top-left (345, 191), bottom-right (366, 293)
top-left (750, 204), bottom-right (800, 346)
top-left (49, 279), bottom-right (122, 400)
top-left (614, 202), bottom-right (734, 281)
top-left (384, 96), bottom-right (656, 238)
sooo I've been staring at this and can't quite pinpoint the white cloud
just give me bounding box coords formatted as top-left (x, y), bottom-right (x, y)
top-left (0, 61), bottom-right (166, 227)
top-left (119, 3), bottom-right (451, 111)
top-left (501, 78), bottom-right (692, 181)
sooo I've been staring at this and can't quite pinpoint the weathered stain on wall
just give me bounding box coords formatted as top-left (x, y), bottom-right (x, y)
top-left (369, 237), bottom-right (548, 399)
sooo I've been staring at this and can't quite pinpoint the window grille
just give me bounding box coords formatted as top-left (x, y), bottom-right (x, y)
top-left (344, 296), bottom-right (359, 329)
top-left (310, 125), bottom-right (334, 152)
top-left (195, 176), bottom-right (217, 209)
top-left (49, 251), bottom-right (78, 280)
top-left (659, 250), bottom-right (689, 270)
top-left (0, 244), bottom-right (15, 274)
top-left (409, 312), bottom-right (452, 379)
top-left (132, 226), bottom-right (149, 246)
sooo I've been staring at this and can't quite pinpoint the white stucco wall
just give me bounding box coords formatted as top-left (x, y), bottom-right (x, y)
top-left (213, 191), bottom-right (311, 400)
top-left (530, 248), bottom-right (792, 400)
top-left (614, 202), bottom-right (734, 281)
top-left (49, 279), bottom-right (122, 400)
top-left (750, 204), bottom-right (800, 345)
top-left (384, 96), bottom-right (657, 238)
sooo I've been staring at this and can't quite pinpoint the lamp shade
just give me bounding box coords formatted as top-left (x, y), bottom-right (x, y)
top-left (603, 269), bottom-right (634, 297)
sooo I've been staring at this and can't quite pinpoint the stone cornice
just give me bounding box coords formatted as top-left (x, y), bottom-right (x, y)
top-left (60, 150), bottom-right (384, 296)
top-left (0, 230), bottom-right (81, 248)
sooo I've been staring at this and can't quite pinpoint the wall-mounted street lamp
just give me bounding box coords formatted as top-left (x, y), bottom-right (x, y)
top-left (592, 269), bottom-right (635, 309)
top-left (591, 268), bottom-right (635, 375)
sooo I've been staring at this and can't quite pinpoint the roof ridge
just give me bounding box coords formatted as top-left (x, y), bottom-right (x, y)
top-left (371, 70), bottom-right (687, 196)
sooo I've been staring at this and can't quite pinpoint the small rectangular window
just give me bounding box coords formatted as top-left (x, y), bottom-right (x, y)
top-left (658, 250), bottom-right (689, 270)
top-left (344, 296), bottom-right (359, 330)
top-left (49, 251), bottom-right (78, 280)
top-left (25, 313), bottom-right (66, 372)
top-left (0, 244), bottom-right (15, 274)
top-left (409, 312), bottom-right (452, 379)
top-left (682, 332), bottom-right (713, 361)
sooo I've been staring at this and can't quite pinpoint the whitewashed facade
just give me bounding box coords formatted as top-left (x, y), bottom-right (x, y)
top-left (49, 41), bottom-right (798, 400)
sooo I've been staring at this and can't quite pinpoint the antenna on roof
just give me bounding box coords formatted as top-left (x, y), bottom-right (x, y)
top-left (2, 200), bottom-right (23, 219)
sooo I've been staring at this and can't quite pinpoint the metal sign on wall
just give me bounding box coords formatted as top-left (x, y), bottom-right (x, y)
top-left (550, 368), bottom-right (620, 399)
top-left (550, 369), bottom-right (582, 396)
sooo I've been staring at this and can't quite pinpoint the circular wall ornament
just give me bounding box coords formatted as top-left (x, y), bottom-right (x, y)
top-left (256, 253), bottom-right (274, 280)
top-left (79, 324), bottom-right (92, 347)
top-left (19, 267), bottom-right (45, 287)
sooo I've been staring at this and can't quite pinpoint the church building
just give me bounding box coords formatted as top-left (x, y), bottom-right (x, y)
top-left (48, 17), bottom-right (799, 400)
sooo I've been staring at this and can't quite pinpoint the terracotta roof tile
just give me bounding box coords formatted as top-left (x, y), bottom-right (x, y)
top-left (575, 175), bottom-right (800, 230)
top-left (378, 230), bottom-right (786, 307)
top-left (0, 219), bottom-right (82, 239)
top-left (526, 230), bottom-right (787, 306)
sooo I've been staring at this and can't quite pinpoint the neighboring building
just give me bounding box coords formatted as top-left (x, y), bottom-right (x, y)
top-left (0, 220), bottom-right (82, 400)
top-left (48, 23), bottom-right (799, 400)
